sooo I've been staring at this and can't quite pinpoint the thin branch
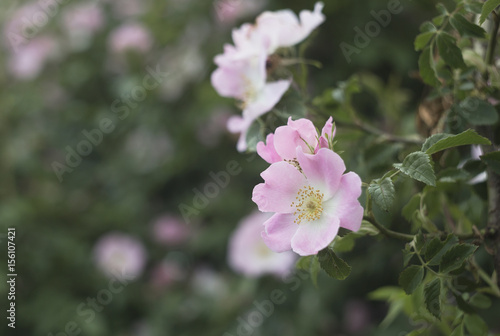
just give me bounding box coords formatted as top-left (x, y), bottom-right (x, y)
top-left (363, 215), bottom-right (414, 241)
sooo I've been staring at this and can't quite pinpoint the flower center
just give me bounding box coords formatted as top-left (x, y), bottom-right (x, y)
top-left (291, 185), bottom-right (324, 224)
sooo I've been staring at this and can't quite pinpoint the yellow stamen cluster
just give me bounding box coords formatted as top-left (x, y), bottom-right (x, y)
top-left (291, 185), bottom-right (324, 225)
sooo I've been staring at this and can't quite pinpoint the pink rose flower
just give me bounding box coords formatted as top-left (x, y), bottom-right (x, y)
top-left (211, 44), bottom-right (291, 151)
top-left (252, 147), bottom-right (363, 256)
top-left (228, 210), bottom-right (296, 277)
top-left (257, 116), bottom-right (335, 163)
top-left (108, 22), bottom-right (153, 54)
top-left (93, 232), bottom-right (147, 280)
top-left (151, 215), bottom-right (190, 246)
top-left (211, 3), bottom-right (325, 152)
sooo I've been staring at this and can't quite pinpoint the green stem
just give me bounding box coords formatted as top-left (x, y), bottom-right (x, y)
top-left (339, 119), bottom-right (424, 145)
top-left (363, 215), bottom-right (414, 241)
top-left (485, 10), bottom-right (500, 69)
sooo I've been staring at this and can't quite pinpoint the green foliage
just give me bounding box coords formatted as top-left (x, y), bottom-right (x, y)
top-left (424, 278), bottom-right (441, 319)
top-left (398, 265), bottom-right (424, 294)
top-left (422, 129), bottom-right (491, 154)
top-left (368, 177), bottom-right (395, 212)
top-left (436, 32), bottom-right (466, 69)
top-left (464, 314), bottom-right (489, 336)
top-left (394, 152), bottom-right (436, 186)
top-left (479, 0), bottom-right (500, 24)
top-left (456, 97), bottom-right (499, 126)
top-left (439, 244), bottom-right (477, 273)
top-left (449, 13), bottom-right (486, 38)
top-left (317, 248), bottom-right (351, 280)
top-left (480, 151), bottom-right (500, 174)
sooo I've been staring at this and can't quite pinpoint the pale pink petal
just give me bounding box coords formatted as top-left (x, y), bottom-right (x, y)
top-left (252, 161), bottom-right (306, 213)
top-left (323, 172), bottom-right (363, 232)
top-left (291, 213), bottom-right (339, 256)
top-left (321, 116), bottom-right (335, 140)
top-left (211, 66), bottom-right (246, 99)
top-left (227, 116), bottom-right (252, 152)
top-left (273, 117), bottom-right (317, 160)
top-left (296, 148), bottom-right (345, 199)
top-left (257, 133), bottom-right (282, 163)
top-left (317, 116), bottom-right (335, 151)
top-left (255, 2), bottom-right (325, 52)
top-left (243, 79), bottom-right (291, 120)
top-left (262, 213), bottom-right (299, 252)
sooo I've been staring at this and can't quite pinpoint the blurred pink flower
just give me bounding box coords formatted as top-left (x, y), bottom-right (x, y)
top-left (211, 45), bottom-right (291, 151)
top-left (108, 22), bottom-right (153, 54)
top-left (257, 117), bottom-right (335, 163)
top-left (8, 36), bottom-right (59, 80)
top-left (3, 3), bottom-right (40, 52)
top-left (62, 3), bottom-right (104, 50)
top-left (228, 210), bottom-right (296, 277)
top-left (214, 0), bottom-right (267, 25)
top-left (252, 148), bottom-right (363, 256)
top-left (93, 232), bottom-right (147, 281)
top-left (151, 215), bottom-right (190, 245)
top-left (211, 3), bottom-right (325, 152)
top-left (62, 3), bottom-right (104, 34)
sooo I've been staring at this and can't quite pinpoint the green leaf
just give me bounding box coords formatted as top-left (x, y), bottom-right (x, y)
top-left (368, 178), bottom-right (395, 212)
top-left (457, 97), bottom-right (499, 125)
top-left (424, 237), bottom-right (445, 261)
top-left (480, 151), bottom-right (500, 174)
top-left (415, 31), bottom-right (435, 51)
top-left (440, 243), bottom-right (477, 273)
top-left (479, 0), bottom-right (500, 24)
top-left (469, 293), bottom-right (492, 309)
top-left (450, 324), bottom-right (464, 336)
top-left (436, 32), bottom-right (466, 69)
top-left (438, 167), bottom-right (471, 183)
top-left (394, 151), bottom-right (436, 186)
top-left (333, 235), bottom-right (356, 252)
top-left (422, 129), bottom-right (491, 155)
top-left (317, 248), bottom-right (351, 280)
top-left (418, 46), bottom-right (440, 86)
top-left (403, 249), bottom-right (415, 267)
top-left (420, 21), bottom-right (437, 32)
top-left (449, 13), bottom-right (486, 38)
top-left (424, 278), bottom-right (441, 319)
top-left (427, 234), bottom-right (458, 265)
top-left (399, 265), bottom-right (425, 294)
top-left (464, 314), bottom-right (488, 336)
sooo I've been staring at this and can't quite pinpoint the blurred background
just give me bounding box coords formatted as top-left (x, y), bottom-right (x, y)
top-left (1, 0), bottom-right (494, 335)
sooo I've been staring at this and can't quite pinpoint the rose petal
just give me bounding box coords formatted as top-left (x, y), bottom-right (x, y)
top-left (323, 172), bottom-right (363, 232)
top-left (257, 133), bottom-right (282, 163)
top-left (290, 213), bottom-right (339, 256)
top-left (252, 161), bottom-right (306, 213)
top-left (262, 213), bottom-right (298, 252)
top-left (296, 147), bottom-right (345, 199)
top-left (273, 117), bottom-right (317, 160)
